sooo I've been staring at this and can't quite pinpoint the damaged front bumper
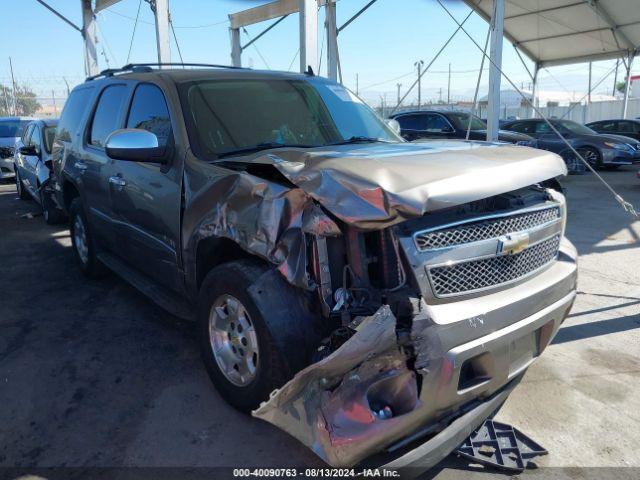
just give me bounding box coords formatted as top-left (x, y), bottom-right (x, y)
top-left (0, 156), bottom-right (15, 179)
top-left (253, 239), bottom-right (577, 470)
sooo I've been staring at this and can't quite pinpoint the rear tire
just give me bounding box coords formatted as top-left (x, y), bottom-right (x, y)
top-left (69, 198), bottom-right (106, 278)
top-left (40, 188), bottom-right (65, 225)
top-left (15, 169), bottom-right (29, 200)
top-left (198, 261), bottom-right (289, 413)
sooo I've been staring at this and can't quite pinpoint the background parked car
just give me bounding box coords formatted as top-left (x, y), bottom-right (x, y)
top-left (390, 110), bottom-right (536, 145)
top-left (586, 119), bottom-right (640, 141)
top-left (502, 118), bottom-right (640, 169)
top-left (0, 117), bottom-right (34, 180)
top-left (14, 119), bottom-right (65, 224)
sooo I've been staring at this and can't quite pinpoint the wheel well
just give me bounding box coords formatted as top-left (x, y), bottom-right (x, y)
top-left (62, 181), bottom-right (80, 211)
top-left (196, 237), bottom-right (266, 289)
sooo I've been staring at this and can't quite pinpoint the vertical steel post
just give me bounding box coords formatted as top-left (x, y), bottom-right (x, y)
top-left (154, 0), bottom-right (171, 64)
top-left (230, 28), bottom-right (242, 67)
top-left (530, 62), bottom-right (539, 118)
top-left (622, 52), bottom-right (634, 119)
top-left (81, 0), bottom-right (99, 77)
top-left (326, 0), bottom-right (338, 80)
top-left (486, 0), bottom-right (505, 141)
top-left (299, 0), bottom-right (318, 73)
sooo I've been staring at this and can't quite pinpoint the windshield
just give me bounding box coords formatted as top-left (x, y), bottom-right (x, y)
top-left (43, 126), bottom-right (56, 153)
top-left (180, 78), bottom-right (401, 159)
top-left (0, 120), bottom-right (30, 138)
top-left (554, 119), bottom-right (596, 135)
top-left (446, 112), bottom-right (486, 131)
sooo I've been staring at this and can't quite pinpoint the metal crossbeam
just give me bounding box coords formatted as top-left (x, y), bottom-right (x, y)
top-left (241, 15), bottom-right (289, 50)
top-left (338, 0), bottom-right (378, 33)
top-left (586, 0), bottom-right (636, 52)
top-left (230, 0), bottom-right (327, 29)
top-left (35, 0), bottom-right (82, 32)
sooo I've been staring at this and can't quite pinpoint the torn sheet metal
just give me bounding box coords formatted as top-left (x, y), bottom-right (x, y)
top-left (253, 306), bottom-right (425, 467)
top-left (182, 141), bottom-right (565, 290)
top-left (183, 165), bottom-right (340, 290)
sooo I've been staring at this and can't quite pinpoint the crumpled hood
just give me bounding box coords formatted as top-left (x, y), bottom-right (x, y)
top-left (246, 141), bottom-right (567, 229)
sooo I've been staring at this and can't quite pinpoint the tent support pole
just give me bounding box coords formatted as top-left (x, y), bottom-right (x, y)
top-left (486, 0), bottom-right (504, 141)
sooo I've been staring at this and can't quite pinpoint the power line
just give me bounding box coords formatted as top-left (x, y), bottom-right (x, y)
top-left (242, 28), bottom-right (271, 69)
top-left (103, 7), bottom-right (228, 29)
top-left (169, 15), bottom-right (185, 64)
top-left (126, 0), bottom-right (143, 64)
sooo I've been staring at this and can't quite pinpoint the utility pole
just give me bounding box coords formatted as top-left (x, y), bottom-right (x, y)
top-left (415, 60), bottom-right (424, 109)
top-left (9, 57), bottom-right (17, 115)
top-left (2, 85), bottom-right (9, 115)
top-left (447, 63), bottom-right (451, 105)
top-left (396, 83), bottom-right (402, 108)
top-left (63, 77), bottom-right (70, 96)
top-left (52, 90), bottom-right (57, 116)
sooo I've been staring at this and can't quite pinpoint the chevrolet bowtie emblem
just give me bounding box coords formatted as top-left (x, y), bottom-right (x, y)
top-left (497, 232), bottom-right (530, 256)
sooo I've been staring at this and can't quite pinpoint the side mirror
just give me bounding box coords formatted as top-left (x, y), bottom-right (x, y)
top-left (19, 145), bottom-right (39, 156)
top-left (105, 129), bottom-right (167, 163)
top-left (385, 118), bottom-right (402, 135)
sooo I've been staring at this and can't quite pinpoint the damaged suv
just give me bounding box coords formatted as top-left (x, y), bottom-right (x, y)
top-left (52, 65), bottom-right (577, 471)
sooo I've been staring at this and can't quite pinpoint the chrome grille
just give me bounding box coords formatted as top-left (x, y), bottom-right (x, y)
top-left (415, 206), bottom-right (561, 251)
top-left (428, 234), bottom-right (561, 297)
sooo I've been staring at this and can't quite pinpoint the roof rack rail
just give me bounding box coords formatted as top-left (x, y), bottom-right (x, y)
top-left (85, 62), bottom-right (246, 81)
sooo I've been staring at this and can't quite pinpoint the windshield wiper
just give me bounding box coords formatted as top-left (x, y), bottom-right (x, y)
top-left (216, 142), bottom-right (318, 159)
top-left (329, 136), bottom-right (392, 146)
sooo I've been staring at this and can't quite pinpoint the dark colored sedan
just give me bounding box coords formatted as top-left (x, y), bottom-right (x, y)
top-left (502, 118), bottom-right (640, 169)
top-left (586, 119), bottom-right (640, 141)
top-left (389, 110), bottom-right (536, 145)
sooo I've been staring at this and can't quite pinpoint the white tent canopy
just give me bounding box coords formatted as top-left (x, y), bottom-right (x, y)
top-left (463, 0), bottom-right (640, 67)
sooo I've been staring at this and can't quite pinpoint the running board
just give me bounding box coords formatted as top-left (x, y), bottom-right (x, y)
top-left (97, 252), bottom-right (194, 321)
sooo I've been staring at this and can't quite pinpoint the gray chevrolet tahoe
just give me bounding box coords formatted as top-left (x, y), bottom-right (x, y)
top-left (52, 64), bottom-right (577, 471)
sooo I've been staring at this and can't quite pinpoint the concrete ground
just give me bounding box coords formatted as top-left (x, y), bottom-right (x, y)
top-left (1, 169), bottom-right (639, 479)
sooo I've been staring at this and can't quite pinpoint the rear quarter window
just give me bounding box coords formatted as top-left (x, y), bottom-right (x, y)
top-left (56, 87), bottom-right (94, 143)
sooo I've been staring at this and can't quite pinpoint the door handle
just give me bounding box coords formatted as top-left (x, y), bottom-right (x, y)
top-left (74, 161), bottom-right (88, 172)
top-left (108, 176), bottom-right (127, 188)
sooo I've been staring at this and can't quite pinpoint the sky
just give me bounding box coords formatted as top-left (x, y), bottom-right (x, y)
top-left (1, 0), bottom-right (635, 108)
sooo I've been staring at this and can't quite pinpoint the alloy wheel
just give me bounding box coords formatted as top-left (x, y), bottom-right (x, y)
top-left (208, 294), bottom-right (259, 387)
top-left (73, 215), bottom-right (89, 265)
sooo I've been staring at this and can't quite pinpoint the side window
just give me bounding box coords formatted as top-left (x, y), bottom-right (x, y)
top-left (89, 84), bottom-right (128, 148)
top-left (126, 84), bottom-right (172, 148)
top-left (22, 124), bottom-right (34, 145)
top-left (535, 122), bottom-right (553, 134)
top-left (30, 126), bottom-right (42, 150)
top-left (617, 121), bottom-right (634, 133)
top-left (426, 114), bottom-right (450, 132)
top-left (396, 114), bottom-right (423, 131)
top-left (57, 87), bottom-right (94, 143)
top-left (507, 122), bottom-right (531, 134)
top-left (597, 121), bottom-right (616, 132)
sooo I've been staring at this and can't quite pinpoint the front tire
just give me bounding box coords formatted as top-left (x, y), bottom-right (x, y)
top-left (15, 169), bottom-right (29, 200)
top-left (69, 198), bottom-right (106, 278)
top-left (198, 261), bottom-right (289, 413)
top-left (577, 147), bottom-right (601, 169)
